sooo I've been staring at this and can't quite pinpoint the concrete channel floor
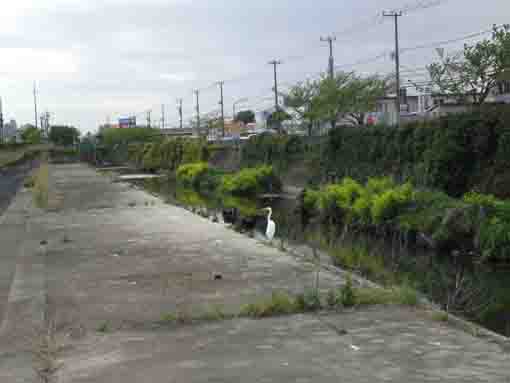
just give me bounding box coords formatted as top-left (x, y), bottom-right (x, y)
top-left (0, 163), bottom-right (508, 382)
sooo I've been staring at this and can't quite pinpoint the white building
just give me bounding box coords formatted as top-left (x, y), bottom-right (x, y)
top-left (2, 119), bottom-right (20, 142)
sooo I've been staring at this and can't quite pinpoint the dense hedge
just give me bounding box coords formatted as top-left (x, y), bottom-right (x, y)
top-left (128, 137), bottom-right (210, 171)
top-left (303, 177), bottom-right (510, 261)
top-left (242, 134), bottom-right (321, 171)
top-left (241, 108), bottom-right (510, 198)
top-left (325, 107), bottom-right (510, 198)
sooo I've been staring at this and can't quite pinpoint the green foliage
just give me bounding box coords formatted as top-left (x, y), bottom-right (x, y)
top-left (315, 72), bottom-right (387, 126)
top-left (176, 162), bottom-right (211, 187)
top-left (294, 289), bottom-right (322, 312)
top-left (235, 110), bottom-right (255, 124)
top-left (100, 127), bottom-right (159, 148)
top-left (97, 321), bottom-right (111, 333)
top-left (370, 183), bottom-right (414, 224)
top-left (240, 291), bottom-right (297, 318)
top-left (306, 177), bottom-right (414, 227)
top-left (330, 244), bottom-right (392, 283)
top-left (463, 191), bottom-right (498, 211)
top-left (127, 137), bottom-right (209, 171)
top-left (220, 165), bottom-right (281, 196)
top-left (340, 277), bottom-right (356, 307)
top-left (354, 286), bottom-right (419, 307)
top-left (479, 215), bottom-right (510, 260)
top-left (21, 127), bottom-right (42, 144)
top-left (33, 164), bottom-right (49, 209)
top-left (49, 125), bottom-right (80, 146)
top-left (428, 25), bottom-right (510, 104)
top-left (306, 175), bottom-right (510, 261)
top-left (324, 108), bottom-right (510, 198)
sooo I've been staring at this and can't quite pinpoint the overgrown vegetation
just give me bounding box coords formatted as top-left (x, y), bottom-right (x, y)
top-left (33, 163), bottom-right (49, 209)
top-left (176, 162), bottom-right (218, 188)
top-left (242, 107), bottom-right (510, 199)
top-left (304, 177), bottom-right (510, 261)
top-left (220, 165), bottom-right (281, 195)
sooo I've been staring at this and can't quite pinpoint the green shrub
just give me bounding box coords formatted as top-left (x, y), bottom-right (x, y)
top-left (221, 165), bottom-right (281, 196)
top-left (176, 162), bottom-right (210, 186)
top-left (354, 286), bottom-right (419, 306)
top-left (340, 277), bottom-right (356, 307)
top-left (370, 182), bottom-right (414, 224)
top-left (33, 164), bottom-right (49, 209)
top-left (240, 291), bottom-right (296, 318)
top-left (463, 191), bottom-right (498, 211)
top-left (479, 216), bottom-right (510, 260)
top-left (295, 289), bottom-right (321, 312)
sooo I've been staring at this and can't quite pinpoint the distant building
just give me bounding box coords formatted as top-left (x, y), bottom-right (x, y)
top-left (3, 119), bottom-right (20, 142)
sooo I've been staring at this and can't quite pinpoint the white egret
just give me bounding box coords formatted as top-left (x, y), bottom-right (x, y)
top-left (263, 207), bottom-right (276, 242)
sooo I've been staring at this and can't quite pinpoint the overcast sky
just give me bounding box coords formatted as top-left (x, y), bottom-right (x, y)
top-left (1, 0), bottom-right (509, 133)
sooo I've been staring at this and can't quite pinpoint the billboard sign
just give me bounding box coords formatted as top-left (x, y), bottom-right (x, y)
top-left (119, 117), bottom-right (136, 129)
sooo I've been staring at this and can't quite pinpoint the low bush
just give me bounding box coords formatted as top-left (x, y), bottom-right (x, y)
top-left (240, 291), bottom-right (297, 318)
top-left (220, 165), bottom-right (281, 196)
top-left (176, 162), bottom-right (212, 187)
top-left (354, 286), bottom-right (419, 307)
top-left (305, 176), bottom-right (510, 262)
top-left (294, 289), bottom-right (322, 312)
top-left (340, 277), bottom-right (356, 307)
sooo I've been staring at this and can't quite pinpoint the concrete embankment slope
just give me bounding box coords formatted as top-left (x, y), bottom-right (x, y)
top-left (0, 163), bottom-right (508, 382)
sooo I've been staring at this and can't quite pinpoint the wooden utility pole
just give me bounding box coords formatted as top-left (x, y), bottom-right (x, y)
top-left (383, 11), bottom-right (403, 126)
top-left (321, 35), bottom-right (336, 79)
top-left (217, 81), bottom-right (225, 137)
top-left (194, 89), bottom-right (200, 136)
top-left (146, 110), bottom-right (152, 128)
top-left (177, 98), bottom-right (183, 130)
top-left (33, 81), bottom-right (38, 129)
top-left (161, 104), bottom-right (165, 129)
top-left (268, 60), bottom-right (282, 133)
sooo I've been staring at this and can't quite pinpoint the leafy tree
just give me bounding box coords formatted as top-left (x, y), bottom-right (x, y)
top-left (49, 125), bottom-right (80, 146)
top-left (21, 126), bottom-right (42, 144)
top-left (315, 72), bottom-right (387, 128)
top-left (267, 109), bottom-right (291, 132)
top-left (341, 75), bottom-right (388, 125)
top-left (235, 110), bottom-right (255, 124)
top-left (284, 79), bottom-right (321, 136)
top-left (428, 24), bottom-right (510, 104)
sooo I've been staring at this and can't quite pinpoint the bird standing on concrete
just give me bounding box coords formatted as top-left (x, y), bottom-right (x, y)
top-left (263, 207), bottom-right (276, 242)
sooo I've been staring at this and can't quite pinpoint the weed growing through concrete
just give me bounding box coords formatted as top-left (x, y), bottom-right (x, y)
top-left (30, 322), bottom-right (62, 383)
top-left (239, 291), bottom-right (298, 318)
top-left (97, 321), bottom-right (111, 333)
top-left (354, 286), bottom-right (419, 307)
top-left (33, 163), bottom-right (49, 209)
top-left (431, 311), bottom-right (450, 322)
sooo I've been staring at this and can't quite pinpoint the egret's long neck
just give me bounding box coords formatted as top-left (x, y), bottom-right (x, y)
top-left (267, 210), bottom-right (272, 220)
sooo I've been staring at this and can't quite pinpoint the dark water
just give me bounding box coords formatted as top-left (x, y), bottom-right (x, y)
top-left (136, 176), bottom-right (510, 336)
top-left (0, 158), bottom-right (40, 216)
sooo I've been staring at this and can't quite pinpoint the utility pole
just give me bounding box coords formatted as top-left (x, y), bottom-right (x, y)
top-left (383, 11), bottom-right (403, 127)
top-left (33, 81), bottom-right (38, 129)
top-left (146, 109), bottom-right (151, 128)
top-left (177, 98), bottom-right (183, 130)
top-left (320, 35), bottom-right (336, 79)
top-left (194, 89), bottom-right (200, 136)
top-left (217, 81), bottom-right (225, 137)
top-left (0, 97), bottom-right (3, 144)
top-left (268, 60), bottom-right (282, 133)
top-left (161, 104), bottom-right (165, 129)
top-left (45, 111), bottom-right (50, 137)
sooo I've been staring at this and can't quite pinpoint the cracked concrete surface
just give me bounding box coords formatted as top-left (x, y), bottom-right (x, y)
top-left (0, 163), bottom-right (508, 382)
